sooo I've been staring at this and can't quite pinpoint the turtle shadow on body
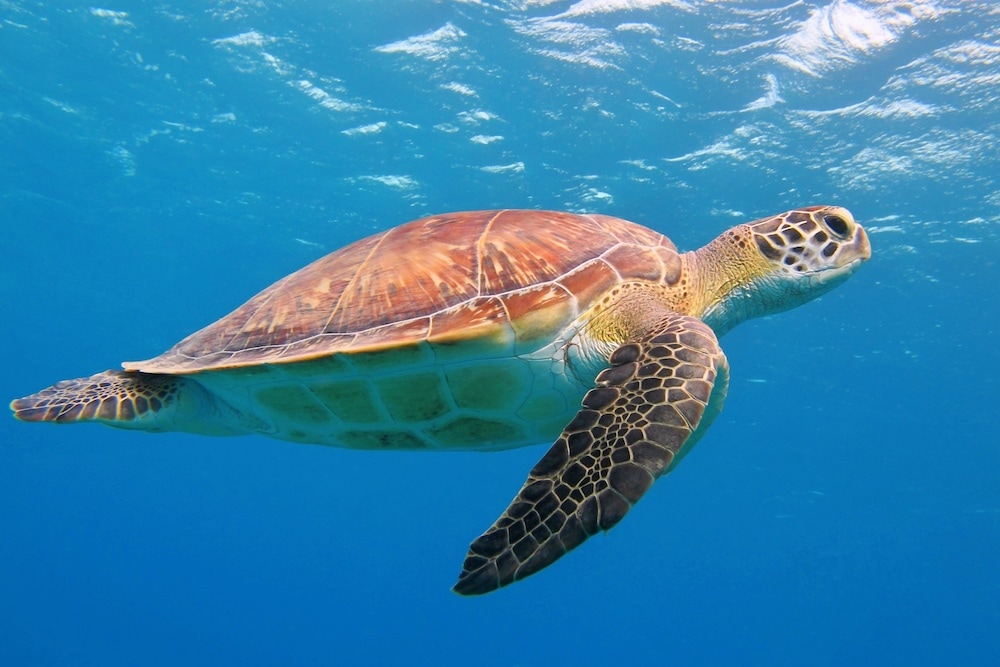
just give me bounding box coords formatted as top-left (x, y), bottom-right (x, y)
top-left (11, 206), bottom-right (871, 595)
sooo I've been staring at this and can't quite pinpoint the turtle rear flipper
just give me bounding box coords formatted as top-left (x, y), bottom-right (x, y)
top-left (11, 370), bottom-right (250, 436)
top-left (453, 314), bottom-right (729, 595)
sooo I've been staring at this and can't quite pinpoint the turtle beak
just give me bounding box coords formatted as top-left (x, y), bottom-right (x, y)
top-left (816, 224), bottom-right (871, 285)
top-left (832, 223), bottom-right (871, 272)
top-left (855, 226), bottom-right (872, 262)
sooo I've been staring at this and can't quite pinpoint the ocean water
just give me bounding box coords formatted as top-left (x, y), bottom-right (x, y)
top-left (2, 0), bottom-right (997, 664)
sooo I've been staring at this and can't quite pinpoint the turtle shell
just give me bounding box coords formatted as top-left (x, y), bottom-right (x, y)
top-left (127, 210), bottom-right (681, 375)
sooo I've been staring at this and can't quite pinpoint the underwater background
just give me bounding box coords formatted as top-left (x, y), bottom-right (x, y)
top-left (1, 1), bottom-right (997, 664)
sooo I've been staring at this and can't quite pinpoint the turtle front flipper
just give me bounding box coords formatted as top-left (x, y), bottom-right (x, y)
top-left (453, 314), bottom-right (729, 595)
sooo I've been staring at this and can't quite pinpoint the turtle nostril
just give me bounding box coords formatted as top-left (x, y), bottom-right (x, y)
top-left (824, 214), bottom-right (850, 238)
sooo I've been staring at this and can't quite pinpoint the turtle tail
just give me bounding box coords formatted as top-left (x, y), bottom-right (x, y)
top-left (10, 369), bottom-right (250, 436)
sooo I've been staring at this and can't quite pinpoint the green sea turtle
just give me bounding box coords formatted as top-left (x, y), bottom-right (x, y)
top-left (11, 206), bottom-right (870, 595)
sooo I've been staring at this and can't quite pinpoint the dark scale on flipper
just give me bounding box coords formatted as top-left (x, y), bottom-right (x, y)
top-left (453, 313), bottom-right (729, 595)
top-left (609, 343), bottom-right (641, 364)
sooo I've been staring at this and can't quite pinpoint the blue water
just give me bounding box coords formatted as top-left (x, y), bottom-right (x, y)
top-left (2, 1), bottom-right (997, 664)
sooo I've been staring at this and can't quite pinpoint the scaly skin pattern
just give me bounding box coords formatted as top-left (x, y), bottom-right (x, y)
top-left (10, 206), bottom-right (870, 594)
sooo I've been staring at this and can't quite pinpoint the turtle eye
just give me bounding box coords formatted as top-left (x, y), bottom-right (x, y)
top-left (823, 214), bottom-right (850, 238)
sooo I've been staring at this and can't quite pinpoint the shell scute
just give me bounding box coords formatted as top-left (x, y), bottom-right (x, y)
top-left (555, 260), bottom-right (620, 309)
top-left (500, 283), bottom-right (576, 346)
top-left (427, 297), bottom-right (514, 348)
top-left (347, 317), bottom-right (432, 359)
top-left (602, 244), bottom-right (676, 283)
top-left (308, 379), bottom-right (383, 423)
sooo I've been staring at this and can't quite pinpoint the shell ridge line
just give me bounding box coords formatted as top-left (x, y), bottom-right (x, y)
top-left (493, 295), bottom-right (514, 338)
top-left (476, 210), bottom-right (507, 297)
top-left (596, 245), bottom-right (629, 280)
top-left (549, 281), bottom-right (575, 302)
top-left (583, 214), bottom-right (624, 244)
top-left (215, 284), bottom-right (284, 361)
top-left (552, 271), bottom-right (585, 315)
top-left (488, 275), bottom-right (580, 301)
top-left (317, 331), bottom-right (362, 358)
top-left (322, 225), bottom-right (396, 335)
top-left (598, 255), bottom-right (624, 280)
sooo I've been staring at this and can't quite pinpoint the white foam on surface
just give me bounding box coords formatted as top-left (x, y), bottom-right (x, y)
top-left (743, 73), bottom-right (784, 111)
top-left (470, 135), bottom-right (504, 145)
top-left (775, 0), bottom-right (944, 77)
top-left (441, 82), bottom-right (478, 96)
top-left (374, 23), bottom-right (467, 61)
top-left (543, 0), bottom-right (693, 20)
top-left (212, 31), bottom-right (273, 48)
top-left (89, 8), bottom-right (133, 27)
top-left (481, 162), bottom-right (525, 173)
top-left (458, 110), bottom-right (499, 124)
top-left (358, 175), bottom-right (419, 189)
top-left (510, 19), bottom-right (626, 69)
top-left (296, 80), bottom-right (362, 113)
top-left (342, 122), bottom-right (389, 137)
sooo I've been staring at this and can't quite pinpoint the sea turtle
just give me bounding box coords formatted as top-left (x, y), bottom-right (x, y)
top-left (11, 206), bottom-right (870, 595)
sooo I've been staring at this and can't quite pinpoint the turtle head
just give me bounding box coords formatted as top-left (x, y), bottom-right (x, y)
top-left (697, 206), bottom-right (870, 335)
top-left (748, 206), bottom-right (871, 284)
